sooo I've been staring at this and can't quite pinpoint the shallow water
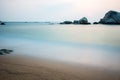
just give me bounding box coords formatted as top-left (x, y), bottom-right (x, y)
top-left (0, 22), bottom-right (120, 70)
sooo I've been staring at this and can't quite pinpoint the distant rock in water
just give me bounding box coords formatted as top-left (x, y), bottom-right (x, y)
top-left (60, 17), bottom-right (91, 25)
top-left (73, 20), bottom-right (79, 24)
top-left (1, 22), bottom-right (5, 25)
top-left (0, 49), bottom-right (13, 55)
top-left (60, 21), bottom-right (72, 24)
top-left (0, 21), bottom-right (5, 25)
top-left (93, 22), bottom-right (99, 24)
top-left (99, 10), bottom-right (120, 24)
top-left (79, 17), bottom-right (91, 24)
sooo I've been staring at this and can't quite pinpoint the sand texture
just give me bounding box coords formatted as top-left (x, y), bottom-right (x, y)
top-left (0, 55), bottom-right (120, 80)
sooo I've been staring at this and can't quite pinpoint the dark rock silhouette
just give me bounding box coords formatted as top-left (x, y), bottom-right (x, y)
top-left (0, 49), bottom-right (13, 55)
top-left (99, 10), bottom-right (120, 24)
top-left (93, 22), bottom-right (99, 24)
top-left (0, 51), bottom-right (4, 55)
top-left (79, 17), bottom-right (90, 24)
top-left (60, 21), bottom-right (72, 24)
top-left (1, 22), bottom-right (5, 25)
top-left (60, 17), bottom-right (90, 25)
top-left (0, 21), bottom-right (5, 25)
top-left (73, 20), bottom-right (79, 24)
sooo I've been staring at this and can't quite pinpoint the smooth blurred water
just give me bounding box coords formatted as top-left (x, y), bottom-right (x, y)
top-left (0, 22), bottom-right (120, 70)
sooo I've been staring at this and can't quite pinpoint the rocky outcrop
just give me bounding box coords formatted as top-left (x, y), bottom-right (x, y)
top-left (1, 22), bottom-right (5, 25)
top-left (73, 20), bottom-right (79, 24)
top-left (60, 17), bottom-right (91, 24)
top-left (0, 21), bottom-right (5, 25)
top-left (99, 10), bottom-right (120, 24)
top-left (93, 22), bottom-right (99, 24)
top-left (60, 21), bottom-right (72, 24)
top-left (0, 49), bottom-right (13, 55)
top-left (79, 17), bottom-right (91, 24)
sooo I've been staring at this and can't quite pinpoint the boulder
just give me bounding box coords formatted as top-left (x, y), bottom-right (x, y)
top-left (1, 22), bottom-right (5, 25)
top-left (0, 51), bottom-right (4, 55)
top-left (73, 20), bottom-right (79, 24)
top-left (99, 10), bottom-right (120, 24)
top-left (79, 17), bottom-right (91, 24)
top-left (0, 21), bottom-right (5, 25)
top-left (0, 49), bottom-right (13, 55)
top-left (60, 21), bottom-right (72, 24)
top-left (93, 22), bottom-right (99, 24)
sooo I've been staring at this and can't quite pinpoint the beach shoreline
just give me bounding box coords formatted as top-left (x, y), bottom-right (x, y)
top-left (0, 54), bottom-right (120, 80)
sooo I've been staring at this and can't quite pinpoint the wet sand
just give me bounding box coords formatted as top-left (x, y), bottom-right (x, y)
top-left (0, 54), bottom-right (120, 80)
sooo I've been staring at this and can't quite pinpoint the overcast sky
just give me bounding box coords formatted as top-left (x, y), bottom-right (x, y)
top-left (0, 0), bottom-right (120, 22)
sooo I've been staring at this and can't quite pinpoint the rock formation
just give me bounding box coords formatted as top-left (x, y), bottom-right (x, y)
top-left (0, 49), bottom-right (13, 55)
top-left (73, 20), bottom-right (79, 24)
top-left (60, 17), bottom-right (91, 24)
top-left (0, 21), bottom-right (5, 25)
top-left (79, 17), bottom-right (90, 24)
top-left (93, 22), bottom-right (99, 24)
top-left (60, 21), bottom-right (72, 24)
top-left (99, 10), bottom-right (120, 24)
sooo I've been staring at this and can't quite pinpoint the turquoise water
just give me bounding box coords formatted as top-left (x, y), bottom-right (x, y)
top-left (0, 22), bottom-right (120, 70)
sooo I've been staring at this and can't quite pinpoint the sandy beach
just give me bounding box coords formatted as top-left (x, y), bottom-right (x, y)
top-left (1, 0), bottom-right (120, 79)
top-left (0, 54), bottom-right (120, 80)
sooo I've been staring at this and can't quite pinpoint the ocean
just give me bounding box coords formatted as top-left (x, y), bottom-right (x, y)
top-left (0, 22), bottom-right (120, 70)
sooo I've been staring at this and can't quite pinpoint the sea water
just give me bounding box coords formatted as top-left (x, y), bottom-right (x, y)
top-left (0, 22), bottom-right (120, 70)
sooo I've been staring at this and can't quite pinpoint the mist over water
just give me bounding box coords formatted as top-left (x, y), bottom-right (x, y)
top-left (0, 22), bottom-right (120, 70)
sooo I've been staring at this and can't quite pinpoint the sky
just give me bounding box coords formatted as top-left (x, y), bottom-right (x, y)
top-left (0, 0), bottom-right (120, 22)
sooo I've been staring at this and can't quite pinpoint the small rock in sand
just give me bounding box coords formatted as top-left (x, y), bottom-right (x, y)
top-left (0, 49), bottom-right (13, 55)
